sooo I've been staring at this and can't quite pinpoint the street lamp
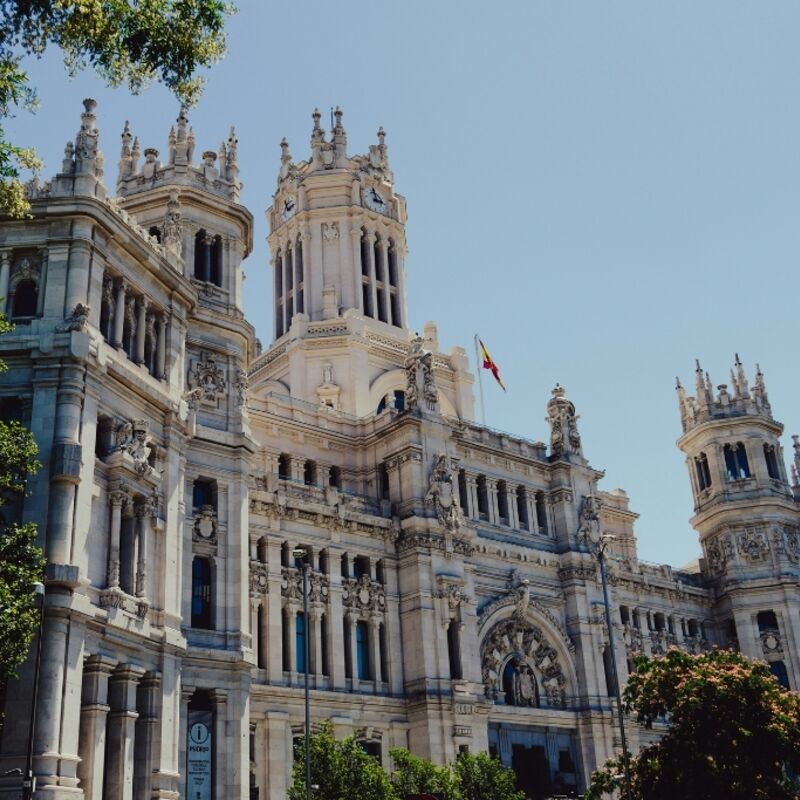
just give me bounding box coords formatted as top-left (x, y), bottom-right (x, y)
top-left (23, 581), bottom-right (45, 800)
top-left (292, 548), bottom-right (311, 800)
top-left (592, 534), bottom-right (634, 800)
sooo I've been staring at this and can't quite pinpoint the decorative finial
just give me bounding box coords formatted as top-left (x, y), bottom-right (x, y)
top-left (312, 108), bottom-right (322, 130)
top-left (377, 126), bottom-right (386, 147)
top-left (334, 105), bottom-right (343, 128)
top-left (280, 137), bottom-right (291, 161)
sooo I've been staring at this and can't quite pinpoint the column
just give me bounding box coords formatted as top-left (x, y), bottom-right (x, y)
top-left (155, 313), bottom-right (167, 379)
top-left (314, 609), bottom-right (324, 685)
top-left (465, 474), bottom-right (478, 520)
top-left (365, 233), bottom-right (378, 319)
top-left (135, 499), bottom-right (153, 600)
top-left (301, 231), bottom-right (312, 314)
top-left (293, 238), bottom-right (304, 314)
top-left (327, 549), bottom-right (347, 689)
top-left (348, 611), bottom-right (359, 685)
top-left (113, 278), bottom-right (126, 348)
top-left (266, 540), bottom-right (284, 682)
top-left (65, 224), bottom-right (93, 314)
top-left (135, 296), bottom-right (147, 364)
top-left (265, 711), bottom-right (290, 800)
top-left (350, 227), bottom-right (364, 313)
top-left (104, 664), bottom-right (145, 800)
top-left (285, 606), bottom-right (297, 681)
top-left (78, 655), bottom-right (117, 800)
top-left (107, 487), bottom-right (128, 588)
top-left (0, 250), bottom-right (10, 311)
top-left (133, 674), bottom-right (160, 800)
top-left (369, 617), bottom-right (382, 686)
top-left (487, 479), bottom-right (499, 525)
top-left (528, 491), bottom-right (539, 535)
top-left (45, 367), bottom-right (85, 566)
top-left (507, 484), bottom-right (520, 529)
top-left (377, 240), bottom-right (392, 324)
top-left (210, 689), bottom-right (228, 800)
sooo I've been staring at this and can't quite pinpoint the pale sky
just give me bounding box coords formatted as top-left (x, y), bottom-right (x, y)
top-left (9, 0), bottom-right (800, 567)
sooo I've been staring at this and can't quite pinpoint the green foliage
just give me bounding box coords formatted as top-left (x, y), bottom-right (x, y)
top-left (0, 0), bottom-right (234, 216)
top-left (0, 310), bottom-right (43, 684)
top-left (290, 726), bottom-right (523, 800)
top-left (585, 649), bottom-right (800, 800)
top-left (289, 723), bottom-right (395, 800)
top-left (389, 748), bottom-right (458, 800)
top-left (452, 750), bottom-right (524, 800)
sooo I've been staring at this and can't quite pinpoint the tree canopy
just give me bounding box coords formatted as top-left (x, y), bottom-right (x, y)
top-left (0, 0), bottom-right (235, 216)
top-left (288, 725), bottom-right (524, 800)
top-left (585, 649), bottom-right (800, 800)
top-left (0, 310), bottom-right (43, 686)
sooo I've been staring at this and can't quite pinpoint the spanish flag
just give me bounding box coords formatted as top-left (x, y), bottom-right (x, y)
top-left (479, 338), bottom-right (506, 391)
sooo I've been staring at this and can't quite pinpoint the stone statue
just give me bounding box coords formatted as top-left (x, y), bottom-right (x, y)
top-left (547, 384), bottom-right (582, 457)
top-left (425, 453), bottom-right (463, 532)
top-left (511, 658), bottom-right (539, 707)
top-left (405, 335), bottom-right (438, 412)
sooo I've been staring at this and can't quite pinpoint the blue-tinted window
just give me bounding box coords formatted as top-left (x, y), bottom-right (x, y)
top-left (296, 612), bottom-right (307, 673)
top-left (770, 660), bottom-right (790, 689)
top-left (356, 621), bottom-right (370, 680)
top-left (191, 557), bottom-right (212, 629)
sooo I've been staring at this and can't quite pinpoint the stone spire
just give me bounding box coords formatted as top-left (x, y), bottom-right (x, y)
top-left (792, 435), bottom-right (800, 488)
top-left (752, 363), bottom-right (770, 413)
top-left (332, 106), bottom-right (347, 150)
top-left (53, 98), bottom-right (106, 198)
top-left (119, 120), bottom-right (134, 180)
top-left (734, 353), bottom-right (749, 398)
top-left (547, 385), bottom-right (582, 459)
top-left (170, 107), bottom-right (194, 166)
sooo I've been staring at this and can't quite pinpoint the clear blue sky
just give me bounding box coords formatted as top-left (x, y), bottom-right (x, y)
top-left (9, 1), bottom-right (800, 567)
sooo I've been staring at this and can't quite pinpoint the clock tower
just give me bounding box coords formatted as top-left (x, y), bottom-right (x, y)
top-left (250, 109), bottom-right (474, 420)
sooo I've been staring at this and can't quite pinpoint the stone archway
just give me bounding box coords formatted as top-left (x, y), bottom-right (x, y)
top-left (481, 615), bottom-right (568, 708)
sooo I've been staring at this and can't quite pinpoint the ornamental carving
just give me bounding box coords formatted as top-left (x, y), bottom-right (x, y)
top-left (342, 574), bottom-right (386, 616)
top-left (235, 368), bottom-right (248, 407)
top-left (425, 453), bottom-right (463, 533)
top-left (193, 505), bottom-right (217, 545)
top-left (480, 615), bottom-right (567, 707)
top-left (760, 629), bottom-right (783, 655)
top-left (737, 528), bottom-right (769, 561)
top-left (249, 560), bottom-right (268, 597)
top-left (547, 385), bottom-right (581, 458)
top-left (309, 571), bottom-right (330, 603)
top-left (404, 335), bottom-right (438, 412)
top-left (186, 351), bottom-right (227, 409)
top-left (322, 222), bottom-right (339, 242)
top-left (705, 534), bottom-right (731, 575)
top-left (434, 581), bottom-right (470, 610)
top-left (577, 494), bottom-right (601, 541)
top-left (280, 567), bottom-right (329, 605)
top-left (57, 303), bottom-right (90, 333)
top-left (777, 527), bottom-right (800, 563)
top-left (112, 418), bottom-right (154, 476)
top-left (622, 623), bottom-right (643, 654)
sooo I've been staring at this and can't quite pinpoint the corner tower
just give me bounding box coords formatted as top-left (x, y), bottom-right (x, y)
top-left (250, 109), bottom-right (474, 420)
top-left (676, 356), bottom-right (800, 688)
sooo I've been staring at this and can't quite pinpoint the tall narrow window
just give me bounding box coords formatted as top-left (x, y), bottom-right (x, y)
top-left (295, 612), bottom-right (307, 673)
top-left (769, 660), bottom-right (790, 689)
top-left (379, 463), bottom-right (390, 501)
top-left (458, 470), bottom-right (469, 515)
top-left (192, 478), bottom-right (217, 511)
top-left (476, 475), bottom-right (488, 518)
top-left (295, 236), bottom-right (304, 314)
top-left (516, 486), bottom-right (529, 530)
top-left (764, 444), bottom-right (781, 480)
top-left (343, 615), bottom-right (352, 678)
top-left (695, 452), bottom-right (712, 491)
top-left (210, 235), bottom-right (222, 286)
top-left (11, 279), bottom-right (38, 318)
top-left (724, 443), bottom-right (751, 480)
top-left (360, 230), bottom-right (372, 318)
top-left (379, 623), bottom-right (388, 683)
top-left (257, 605), bottom-right (265, 668)
top-left (191, 557), bottom-right (212, 629)
top-left (735, 443), bottom-right (751, 478)
top-left (535, 491), bottom-right (548, 532)
top-left (278, 453), bottom-right (290, 480)
top-left (497, 481), bottom-right (509, 524)
top-left (356, 620), bottom-right (370, 680)
top-left (329, 466), bottom-right (341, 488)
top-left (304, 460), bottom-right (317, 486)
top-left (282, 610), bottom-right (291, 671)
top-left (447, 620), bottom-right (462, 680)
top-left (603, 646), bottom-right (616, 697)
top-left (275, 249), bottom-right (284, 338)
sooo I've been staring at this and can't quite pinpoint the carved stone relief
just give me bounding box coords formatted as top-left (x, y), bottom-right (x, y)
top-left (186, 351), bottom-right (227, 408)
top-left (425, 453), bottom-right (463, 533)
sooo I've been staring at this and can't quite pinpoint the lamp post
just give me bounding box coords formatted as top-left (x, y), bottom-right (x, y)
top-left (293, 548), bottom-right (311, 800)
top-left (595, 535), bottom-right (634, 800)
top-left (23, 582), bottom-right (45, 800)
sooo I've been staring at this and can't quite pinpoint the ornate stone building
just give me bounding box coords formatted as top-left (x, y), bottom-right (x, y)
top-left (0, 100), bottom-right (798, 800)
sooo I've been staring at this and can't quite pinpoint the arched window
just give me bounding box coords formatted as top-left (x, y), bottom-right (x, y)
top-left (764, 444), bottom-right (781, 480)
top-left (355, 620), bottom-right (370, 680)
top-left (194, 230), bottom-right (222, 286)
top-left (724, 442), bottom-right (751, 480)
top-left (695, 452), bottom-right (712, 491)
top-left (295, 612), bottom-right (307, 673)
top-left (502, 661), bottom-right (515, 705)
top-left (12, 279), bottom-right (37, 318)
top-left (191, 557), bottom-right (213, 629)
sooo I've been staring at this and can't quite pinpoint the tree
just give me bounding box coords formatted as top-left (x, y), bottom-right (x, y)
top-left (0, 0), bottom-right (235, 217)
top-left (389, 748), bottom-right (458, 800)
top-left (585, 649), bottom-right (800, 800)
top-left (289, 724), bottom-right (395, 800)
top-left (0, 310), bottom-right (43, 686)
top-left (452, 751), bottom-right (524, 800)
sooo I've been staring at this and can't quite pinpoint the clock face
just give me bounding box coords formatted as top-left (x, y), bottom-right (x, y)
top-left (364, 187), bottom-right (387, 213)
top-left (281, 195), bottom-right (296, 221)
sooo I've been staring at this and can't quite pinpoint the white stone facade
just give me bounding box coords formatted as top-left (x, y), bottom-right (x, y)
top-left (0, 101), bottom-right (798, 800)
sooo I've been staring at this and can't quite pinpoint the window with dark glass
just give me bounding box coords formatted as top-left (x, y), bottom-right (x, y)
top-left (356, 620), bottom-right (370, 680)
top-left (724, 442), bottom-right (751, 480)
top-left (764, 444), bottom-right (781, 480)
top-left (191, 557), bottom-right (212, 629)
top-left (295, 612), bottom-right (307, 673)
top-left (193, 478), bottom-right (217, 511)
top-left (695, 452), bottom-right (712, 491)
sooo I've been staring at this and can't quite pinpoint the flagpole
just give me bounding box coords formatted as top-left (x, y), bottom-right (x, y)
top-left (474, 334), bottom-right (486, 427)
